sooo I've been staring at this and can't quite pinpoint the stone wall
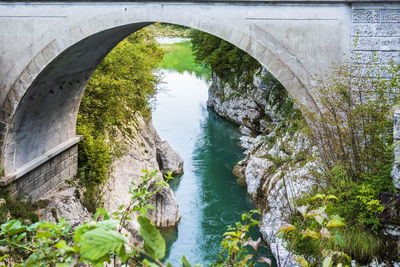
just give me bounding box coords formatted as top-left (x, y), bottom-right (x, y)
top-left (352, 5), bottom-right (400, 66)
top-left (392, 108), bottom-right (400, 189)
top-left (7, 144), bottom-right (78, 201)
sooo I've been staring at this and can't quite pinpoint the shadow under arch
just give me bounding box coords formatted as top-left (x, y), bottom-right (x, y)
top-left (1, 7), bottom-right (318, 182)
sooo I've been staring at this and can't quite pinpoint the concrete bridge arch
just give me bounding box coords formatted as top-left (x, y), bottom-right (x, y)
top-left (0, 1), bottom-right (398, 198)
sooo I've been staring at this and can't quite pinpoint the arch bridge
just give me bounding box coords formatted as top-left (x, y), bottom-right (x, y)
top-left (0, 0), bottom-right (399, 199)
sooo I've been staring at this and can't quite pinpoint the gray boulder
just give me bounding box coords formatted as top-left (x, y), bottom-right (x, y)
top-left (156, 140), bottom-right (184, 177)
top-left (40, 185), bottom-right (91, 227)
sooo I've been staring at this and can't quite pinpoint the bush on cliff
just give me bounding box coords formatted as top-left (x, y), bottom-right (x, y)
top-left (191, 29), bottom-right (262, 92)
top-left (288, 60), bottom-right (400, 263)
top-left (77, 28), bottom-right (164, 211)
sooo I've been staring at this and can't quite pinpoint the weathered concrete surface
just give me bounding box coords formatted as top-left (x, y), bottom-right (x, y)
top-left (0, 1), bottom-right (399, 191)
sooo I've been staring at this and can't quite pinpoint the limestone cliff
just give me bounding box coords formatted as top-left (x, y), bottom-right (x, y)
top-left (102, 116), bottom-right (183, 229)
top-left (208, 69), bottom-right (317, 262)
top-left (39, 115), bottom-right (183, 243)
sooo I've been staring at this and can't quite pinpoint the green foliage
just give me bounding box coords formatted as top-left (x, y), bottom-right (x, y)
top-left (303, 60), bottom-right (399, 180)
top-left (289, 60), bottom-right (400, 263)
top-left (0, 173), bottom-right (266, 267)
top-left (76, 219), bottom-right (127, 265)
top-left (159, 41), bottom-right (211, 79)
top-left (0, 218), bottom-right (73, 266)
top-left (78, 29), bottom-right (163, 132)
top-left (278, 194), bottom-right (351, 267)
top-left (138, 215), bottom-right (166, 260)
top-left (290, 166), bottom-right (394, 263)
top-left (76, 28), bottom-right (164, 211)
top-left (328, 226), bottom-right (385, 263)
top-left (0, 216), bottom-right (131, 266)
top-left (0, 205), bottom-right (267, 266)
top-left (77, 124), bottom-right (111, 212)
top-left (0, 170), bottom-right (173, 266)
top-left (322, 164), bottom-right (392, 231)
top-left (212, 210), bottom-right (268, 267)
top-left (0, 191), bottom-right (44, 224)
top-left (191, 29), bottom-right (261, 92)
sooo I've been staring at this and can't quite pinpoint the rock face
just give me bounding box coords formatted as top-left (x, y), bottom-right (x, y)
top-left (40, 185), bottom-right (92, 227)
top-left (240, 132), bottom-right (316, 262)
top-left (210, 69), bottom-right (400, 263)
top-left (147, 183), bottom-right (181, 228)
top-left (207, 71), bottom-right (288, 134)
top-left (39, 115), bottom-right (183, 242)
top-left (103, 116), bottom-right (182, 229)
top-left (207, 73), bottom-right (263, 131)
top-left (208, 69), bottom-right (317, 263)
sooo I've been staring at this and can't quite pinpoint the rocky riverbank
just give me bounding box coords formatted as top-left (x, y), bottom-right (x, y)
top-left (208, 69), bottom-right (318, 262)
top-left (39, 115), bottom-right (183, 244)
top-left (208, 67), bottom-right (400, 264)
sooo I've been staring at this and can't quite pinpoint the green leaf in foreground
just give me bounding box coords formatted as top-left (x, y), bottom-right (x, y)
top-left (181, 255), bottom-right (192, 267)
top-left (138, 215), bottom-right (166, 260)
top-left (80, 227), bottom-right (126, 261)
top-left (142, 259), bottom-right (160, 267)
top-left (181, 255), bottom-right (203, 267)
top-left (322, 256), bottom-right (333, 267)
top-left (326, 215), bottom-right (345, 228)
top-left (277, 224), bottom-right (296, 233)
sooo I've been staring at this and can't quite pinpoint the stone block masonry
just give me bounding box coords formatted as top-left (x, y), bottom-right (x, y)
top-left (392, 108), bottom-right (400, 189)
top-left (7, 144), bottom-right (79, 201)
top-left (352, 6), bottom-right (400, 66)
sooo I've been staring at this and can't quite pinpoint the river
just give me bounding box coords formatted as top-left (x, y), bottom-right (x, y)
top-left (152, 69), bottom-right (271, 265)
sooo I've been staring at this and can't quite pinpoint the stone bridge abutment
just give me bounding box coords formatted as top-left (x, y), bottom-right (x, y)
top-left (0, 0), bottom-right (399, 199)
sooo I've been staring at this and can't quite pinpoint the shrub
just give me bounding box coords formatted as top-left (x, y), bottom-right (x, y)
top-left (278, 194), bottom-right (351, 267)
top-left (0, 170), bottom-right (172, 266)
top-left (289, 59), bottom-right (400, 263)
top-left (191, 29), bottom-right (261, 92)
top-left (302, 60), bottom-right (399, 181)
top-left (76, 27), bottom-right (164, 210)
top-left (0, 190), bottom-right (43, 224)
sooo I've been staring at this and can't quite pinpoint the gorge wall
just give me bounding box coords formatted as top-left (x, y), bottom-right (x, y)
top-left (208, 65), bottom-right (400, 263)
top-left (207, 69), bottom-right (318, 259)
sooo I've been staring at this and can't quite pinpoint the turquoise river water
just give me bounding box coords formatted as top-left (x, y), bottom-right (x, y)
top-left (152, 69), bottom-right (273, 266)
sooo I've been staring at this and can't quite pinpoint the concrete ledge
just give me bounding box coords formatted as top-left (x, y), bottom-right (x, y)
top-left (1, 135), bottom-right (83, 186)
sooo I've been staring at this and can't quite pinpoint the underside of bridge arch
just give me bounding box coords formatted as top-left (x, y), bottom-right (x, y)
top-left (1, 16), bottom-right (315, 193)
top-left (2, 23), bottom-right (151, 181)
